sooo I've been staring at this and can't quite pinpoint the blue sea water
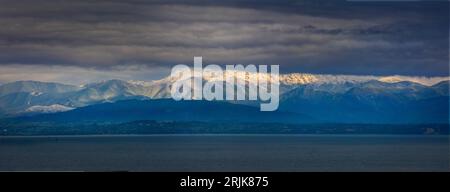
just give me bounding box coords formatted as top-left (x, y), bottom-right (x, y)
top-left (0, 135), bottom-right (448, 171)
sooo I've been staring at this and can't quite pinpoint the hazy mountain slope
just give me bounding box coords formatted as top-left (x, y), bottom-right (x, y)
top-left (0, 81), bottom-right (80, 97)
top-left (64, 79), bottom-right (150, 107)
top-left (280, 80), bottom-right (449, 123)
top-left (17, 99), bottom-right (314, 124)
top-left (432, 80), bottom-right (449, 96)
top-left (0, 80), bottom-right (150, 114)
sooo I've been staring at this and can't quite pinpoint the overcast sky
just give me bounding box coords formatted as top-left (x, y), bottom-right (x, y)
top-left (0, 0), bottom-right (448, 84)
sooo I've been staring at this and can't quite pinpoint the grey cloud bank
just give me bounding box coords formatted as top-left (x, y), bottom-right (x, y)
top-left (0, 0), bottom-right (448, 84)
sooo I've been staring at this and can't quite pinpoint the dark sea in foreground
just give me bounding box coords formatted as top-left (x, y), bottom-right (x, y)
top-left (0, 135), bottom-right (448, 171)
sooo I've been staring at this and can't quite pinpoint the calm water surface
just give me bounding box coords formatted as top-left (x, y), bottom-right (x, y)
top-left (0, 135), bottom-right (448, 171)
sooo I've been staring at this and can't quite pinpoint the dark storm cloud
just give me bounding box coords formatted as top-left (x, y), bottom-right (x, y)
top-left (0, 0), bottom-right (448, 76)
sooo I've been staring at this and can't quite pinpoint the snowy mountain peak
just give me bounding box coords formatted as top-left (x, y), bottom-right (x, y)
top-left (280, 73), bottom-right (319, 84)
top-left (378, 75), bottom-right (449, 86)
top-left (127, 80), bottom-right (154, 87)
top-left (26, 104), bottom-right (74, 114)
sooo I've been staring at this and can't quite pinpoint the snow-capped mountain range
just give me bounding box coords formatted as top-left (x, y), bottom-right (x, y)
top-left (25, 104), bottom-right (75, 114)
top-left (0, 72), bottom-right (448, 122)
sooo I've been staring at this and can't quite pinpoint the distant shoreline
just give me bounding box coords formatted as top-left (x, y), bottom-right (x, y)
top-left (1, 133), bottom-right (449, 138)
